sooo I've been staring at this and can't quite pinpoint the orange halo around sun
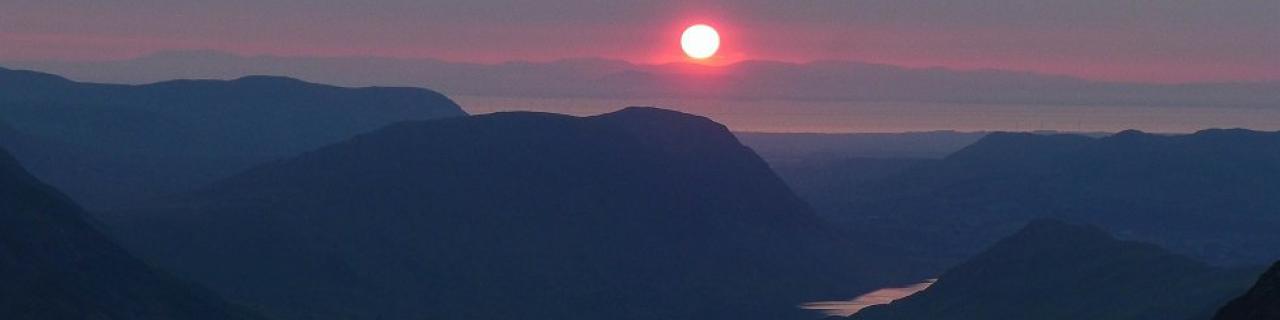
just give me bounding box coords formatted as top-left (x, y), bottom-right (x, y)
top-left (681, 24), bottom-right (720, 60)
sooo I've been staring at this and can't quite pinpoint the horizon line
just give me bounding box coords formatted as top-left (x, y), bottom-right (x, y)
top-left (8, 49), bottom-right (1278, 86)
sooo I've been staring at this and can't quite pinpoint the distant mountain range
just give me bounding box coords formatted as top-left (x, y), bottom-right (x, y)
top-left (102, 107), bottom-right (926, 320)
top-left (6, 50), bottom-right (1279, 108)
top-left (4, 65), bottom-right (1275, 319)
top-left (848, 220), bottom-right (1260, 320)
top-left (736, 131), bottom-right (989, 222)
top-left (1214, 261), bottom-right (1280, 320)
top-left (735, 131), bottom-right (987, 163)
top-left (0, 147), bottom-right (262, 320)
top-left (0, 67), bottom-right (465, 208)
top-left (820, 129), bottom-right (1280, 268)
top-left (770, 157), bottom-right (937, 223)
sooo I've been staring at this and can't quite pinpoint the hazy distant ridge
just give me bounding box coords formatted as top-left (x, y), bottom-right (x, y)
top-left (0, 66), bottom-right (465, 208)
top-left (7, 50), bottom-right (1278, 108)
top-left (818, 128), bottom-right (1280, 268)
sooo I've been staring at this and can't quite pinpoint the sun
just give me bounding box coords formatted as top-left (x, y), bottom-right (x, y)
top-left (681, 24), bottom-right (720, 60)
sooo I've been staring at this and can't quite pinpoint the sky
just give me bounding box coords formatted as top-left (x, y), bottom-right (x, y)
top-left (2, 0), bottom-right (1278, 83)
top-left (3, 0), bottom-right (1278, 133)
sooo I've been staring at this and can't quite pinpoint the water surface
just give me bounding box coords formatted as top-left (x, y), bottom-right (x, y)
top-left (800, 279), bottom-right (936, 317)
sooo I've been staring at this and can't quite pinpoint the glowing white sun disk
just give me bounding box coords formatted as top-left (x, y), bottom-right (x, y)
top-left (681, 24), bottom-right (720, 60)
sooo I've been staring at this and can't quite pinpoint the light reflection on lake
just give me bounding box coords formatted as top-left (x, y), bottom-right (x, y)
top-left (800, 279), bottom-right (936, 317)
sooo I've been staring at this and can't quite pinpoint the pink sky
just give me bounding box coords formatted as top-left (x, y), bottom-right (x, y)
top-left (2, 1), bottom-right (1277, 83)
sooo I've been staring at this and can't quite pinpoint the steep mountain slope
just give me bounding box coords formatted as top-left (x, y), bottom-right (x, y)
top-left (0, 67), bottom-right (465, 208)
top-left (1214, 261), bottom-right (1280, 320)
top-left (104, 107), bottom-right (920, 320)
top-left (831, 129), bottom-right (1280, 267)
top-left (848, 220), bottom-right (1259, 320)
top-left (0, 147), bottom-right (263, 320)
top-left (0, 119), bottom-right (162, 212)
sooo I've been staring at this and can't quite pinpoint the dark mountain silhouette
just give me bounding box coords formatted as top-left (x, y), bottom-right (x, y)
top-left (827, 129), bottom-right (1280, 268)
top-left (0, 66), bottom-right (465, 208)
top-left (848, 220), bottom-right (1260, 320)
top-left (0, 147), bottom-right (263, 320)
top-left (103, 107), bottom-right (923, 320)
top-left (1214, 261), bottom-right (1280, 320)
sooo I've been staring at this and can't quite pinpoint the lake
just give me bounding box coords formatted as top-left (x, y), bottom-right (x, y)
top-left (799, 279), bottom-right (937, 317)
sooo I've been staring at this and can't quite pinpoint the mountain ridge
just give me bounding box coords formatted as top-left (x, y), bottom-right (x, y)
top-left (848, 219), bottom-right (1260, 320)
top-left (105, 107), bottom-right (924, 320)
top-left (1214, 261), bottom-right (1280, 320)
top-left (0, 67), bottom-right (466, 208)
top-left (830, 128), bottom-right (1280, 268)
top-left (0, 147), bottom-right (263, 320)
